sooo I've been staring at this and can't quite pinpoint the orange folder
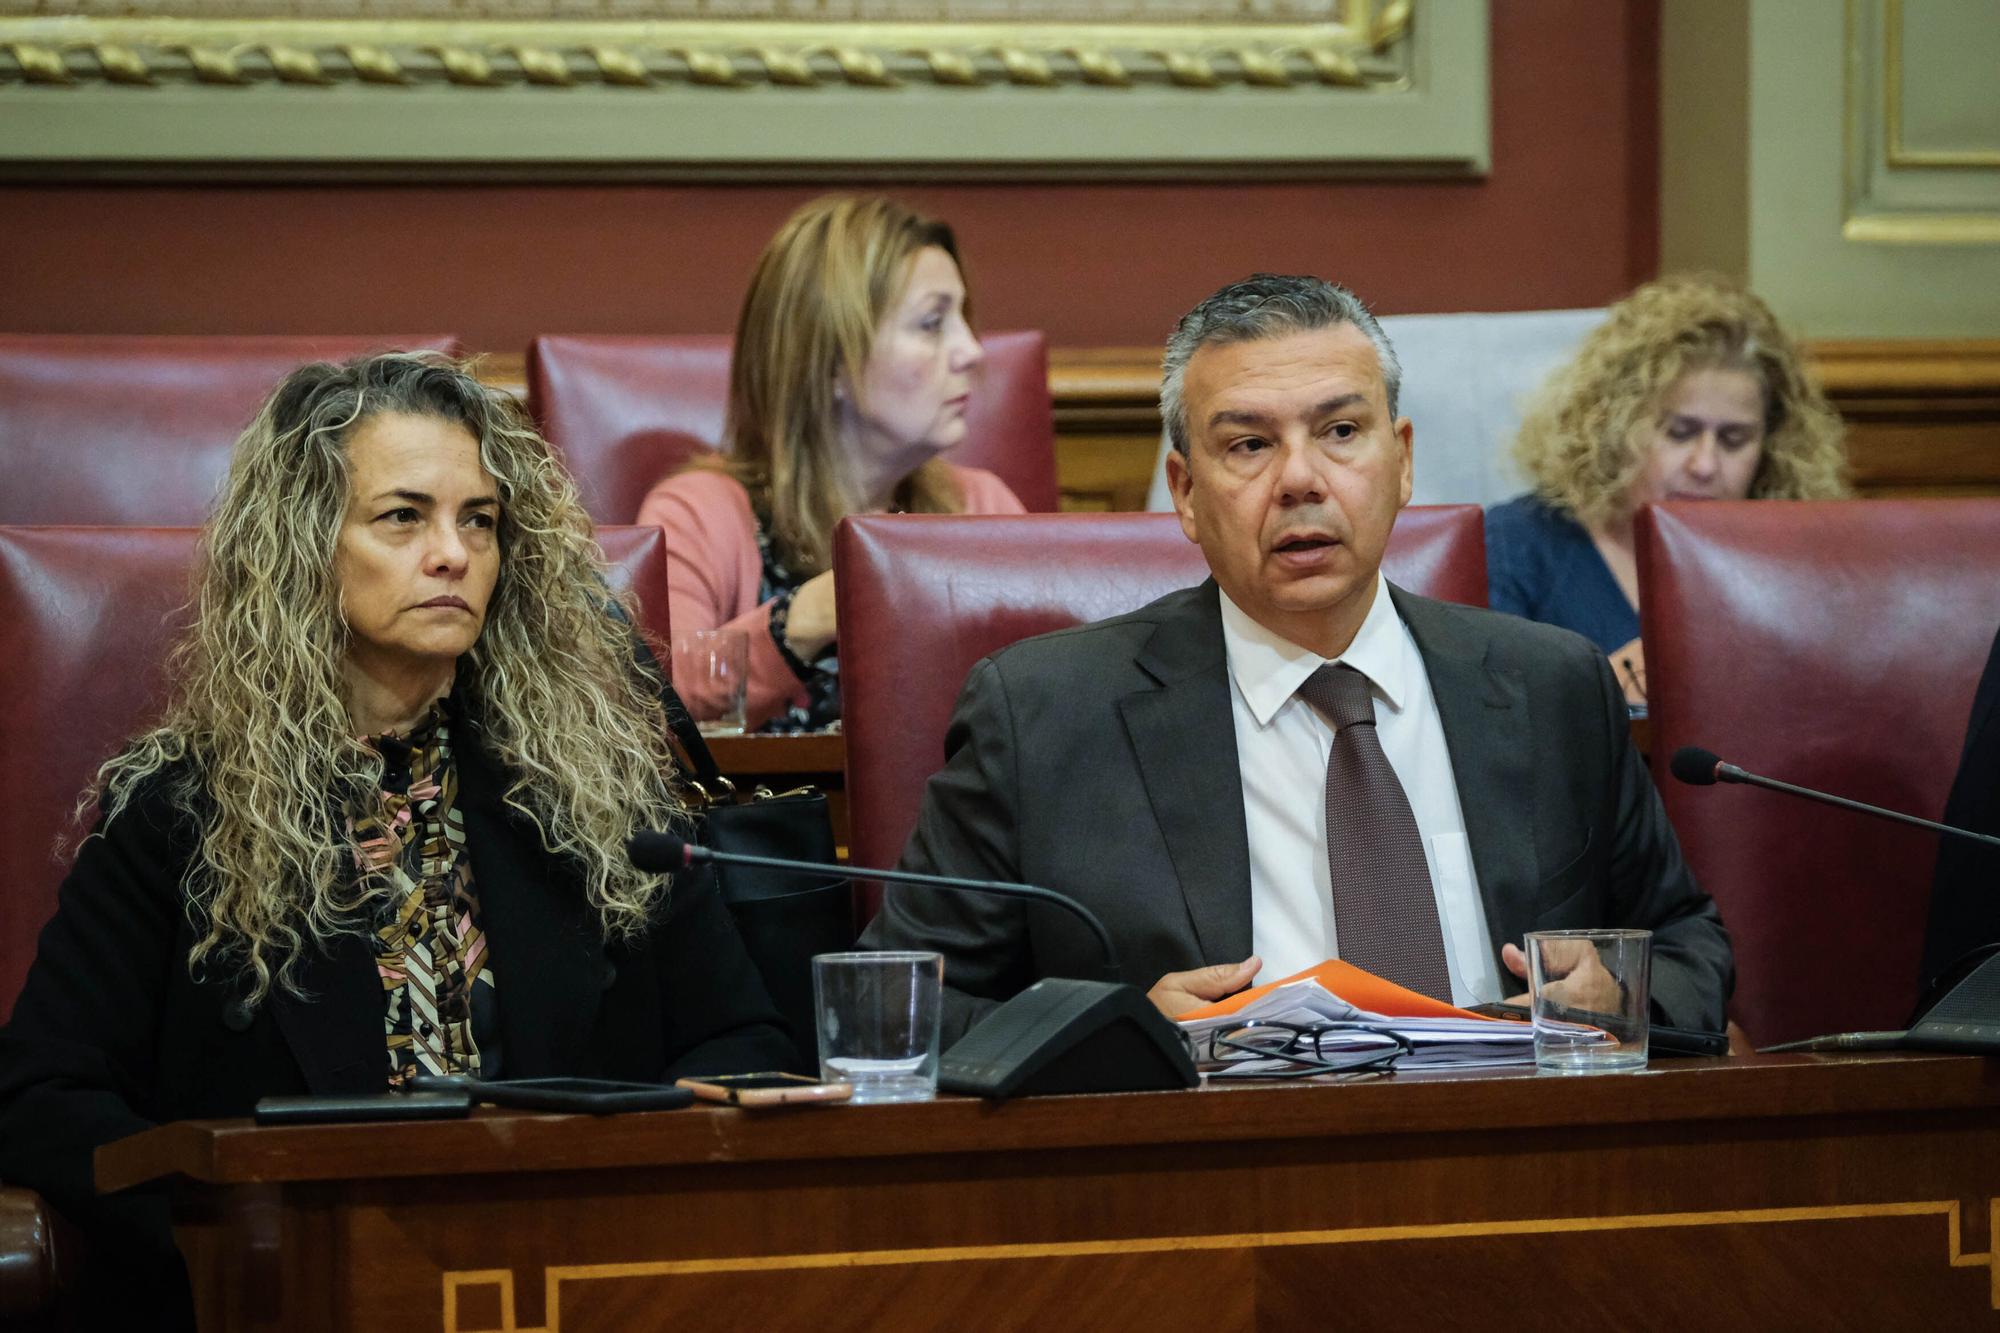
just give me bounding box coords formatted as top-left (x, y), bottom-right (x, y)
top-left (1178, 958), bottom-right (1508, 1024)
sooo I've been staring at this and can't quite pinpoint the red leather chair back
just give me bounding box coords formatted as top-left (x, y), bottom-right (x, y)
top-left (1639, 499), bottom-right (2000, 1046)
top-left (0, 334), bottom-right (461, 526)
top-left (836, 506), bottom-right (1486, 911)
top-left (527, 330), bottom-right (1061, 521)
top-left (0, 524), bottom-right (670, 1022)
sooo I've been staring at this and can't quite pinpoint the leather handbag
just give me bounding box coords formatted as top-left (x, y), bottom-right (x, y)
top-left (658, 684), bottom-right (855, 1070)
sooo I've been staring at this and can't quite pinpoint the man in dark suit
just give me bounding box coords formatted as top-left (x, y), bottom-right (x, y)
top-left (862, 275), bottom-right (1731, 1043)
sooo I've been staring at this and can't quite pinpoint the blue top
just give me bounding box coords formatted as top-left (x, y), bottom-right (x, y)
top-left (1484, 493), bottom-right (1639, 655)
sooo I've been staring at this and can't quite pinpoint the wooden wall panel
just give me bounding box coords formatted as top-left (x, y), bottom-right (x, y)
top-left (483, 337), bottom-right (2000, 511)
top-left (1040, 338), bottom-right (2000, 510)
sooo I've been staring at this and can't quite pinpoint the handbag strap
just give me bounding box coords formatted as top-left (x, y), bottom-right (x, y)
top-left (657, 673), bottom-right (729, 793)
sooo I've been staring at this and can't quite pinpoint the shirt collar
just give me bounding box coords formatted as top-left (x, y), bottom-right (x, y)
top-left (1218, 574), bottom-right (1410, 728)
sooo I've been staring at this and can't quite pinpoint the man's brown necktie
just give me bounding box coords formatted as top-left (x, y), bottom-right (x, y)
top-left (1297, 663), bottom-right (1453, 1002)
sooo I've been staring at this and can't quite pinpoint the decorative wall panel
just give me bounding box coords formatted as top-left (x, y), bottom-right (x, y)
top-left (1844, 0), bottom-right (2000, 243)
top-left (0, 0), bottom-right (1489, 179)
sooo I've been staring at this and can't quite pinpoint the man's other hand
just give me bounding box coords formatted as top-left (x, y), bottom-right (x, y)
top-left (1498, 941), bottom-right (1622, 1014)
top-left (1147, 957), bottom-right (1261, 1018)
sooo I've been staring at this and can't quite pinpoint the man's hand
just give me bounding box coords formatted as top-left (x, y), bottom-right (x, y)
top-left (1147, 957), bottom-right (1261, 1019)
top-left (1498, 941), bottom-right (1622, 1015)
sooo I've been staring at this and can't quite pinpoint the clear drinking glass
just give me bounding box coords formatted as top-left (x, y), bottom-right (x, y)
top-left (671, 627), bottom-right (748, 736)
top-left (1527, 928), bottom-right (1651, 1074)
top-left (812, 951), bottom-right (943, 1104)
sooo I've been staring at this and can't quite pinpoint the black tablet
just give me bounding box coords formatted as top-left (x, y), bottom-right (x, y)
top-left (408, 1075), bottom-right (695, 1114)
top-left (254, 1089), bottom-right (473, 1125)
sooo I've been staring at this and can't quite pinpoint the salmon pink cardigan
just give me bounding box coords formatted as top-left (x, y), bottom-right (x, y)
top-left (635, 465), bottom-right (1025, 729)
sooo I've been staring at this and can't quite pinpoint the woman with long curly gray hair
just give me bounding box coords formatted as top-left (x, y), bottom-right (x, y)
top-left (0, 352), bottom-right (791, 1330)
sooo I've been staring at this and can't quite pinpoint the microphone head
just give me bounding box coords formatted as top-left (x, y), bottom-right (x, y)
top-left (628, 831), bottom-right (695, 873)
top-left (1670, 747), bottom-right (1725, 787)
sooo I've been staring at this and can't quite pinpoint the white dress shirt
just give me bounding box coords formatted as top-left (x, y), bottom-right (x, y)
top-left (1219, 577), bottom-right (1504, 1007)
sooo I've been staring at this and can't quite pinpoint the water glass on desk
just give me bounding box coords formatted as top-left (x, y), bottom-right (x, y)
top-left (812, 951), bottom-right (943, 1104)
top-left (1527, 928), bottom-right (1651, 1074)
top-left (671, 627), bottom-right (747, 735)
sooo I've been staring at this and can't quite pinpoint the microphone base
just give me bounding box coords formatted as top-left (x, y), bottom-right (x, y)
top-left (1907, 944), bottom-right (2000, 1053)
top-left (938, 978), bottom-right (1199, 1099)
top-left (1762, 947), bottom-right (2000, 1055)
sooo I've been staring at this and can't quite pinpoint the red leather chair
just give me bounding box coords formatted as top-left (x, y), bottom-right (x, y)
top-left (0, 524), bottom-right (670, 1025)
top-left (0, 334), bottom-right (461, 526)
top-left (1639, 499), bottom-right (2000, 1047)
top-left (836, 507), bottom-right (1487, 911)
top-left (527, 330), bottom-right (1062, 522)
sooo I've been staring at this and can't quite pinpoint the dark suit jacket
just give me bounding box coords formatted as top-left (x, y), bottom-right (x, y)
top-left (863, 581), bottom-right (1732, 1042)
top-left (0, 704), bottom-right (791, 1329)
top-left (1923, 623), bottom-right (2000, 991)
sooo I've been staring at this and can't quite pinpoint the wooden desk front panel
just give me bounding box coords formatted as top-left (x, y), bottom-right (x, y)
top-left (163, 1066), bottom-right (2000, 1332)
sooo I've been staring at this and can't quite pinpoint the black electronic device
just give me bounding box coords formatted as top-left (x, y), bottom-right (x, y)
top-left (934, 977), bottom-right (1200, 1097)
top-left (628, 833), bottom-right (1199, 1098)
top-left (1646, 1022), bottom-right (1732, 1058)
top-left (407, 1075), bottom-right (695, 1114)
top-left (253, 1089), bottom-right (472, 1125)
top-left (1759, 951), bottom-right (2000, 1055)
top-left (1671, 746), bottom-right (2000, 1055)
top-left (1464, 1002), bottom-right (1728, 1058)
top-left (1903, 943), bottom-right (2000, 1053)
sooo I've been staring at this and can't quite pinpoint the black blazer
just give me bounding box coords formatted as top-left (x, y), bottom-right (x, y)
top-left (863, 581), bottom-right (1733, 1041)
top-left (1923, 623), bottom-right (2000, 991)
top-left (0, 707), bottom-right (792, 1327)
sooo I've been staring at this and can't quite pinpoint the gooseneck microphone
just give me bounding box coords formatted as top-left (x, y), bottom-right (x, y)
top-left (1669, 746), bottom-right (2000, 849)
top-left (1669, 744), bottom-right (2000, 1055)
top-left (627, 832), bottom-right (1198, 1098)
top-left (629, 832), bottom-right (1123, 980)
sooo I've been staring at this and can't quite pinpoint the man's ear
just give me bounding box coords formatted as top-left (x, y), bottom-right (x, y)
top-left (1165, 445), bottom-right (1200, 545)
top-left (1394, 415), bottom-right (1414, 509)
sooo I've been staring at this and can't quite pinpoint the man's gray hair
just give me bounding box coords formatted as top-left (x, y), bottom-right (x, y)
top-left (1160, 274), bottom-right (1402, 458)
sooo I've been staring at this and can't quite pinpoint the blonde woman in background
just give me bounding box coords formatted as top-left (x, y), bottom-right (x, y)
top-left (0, 353), bottom-right (791, 1331)
top-left (636, 195), bottom-right (1024, 732)
top-left (1485, 276), bottom-right (1848, 705)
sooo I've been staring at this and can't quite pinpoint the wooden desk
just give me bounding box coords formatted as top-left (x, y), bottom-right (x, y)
top-left (100, 1054), bottom-right (2000, 1331)
top-left (703, 732), bottom-right (843, 777)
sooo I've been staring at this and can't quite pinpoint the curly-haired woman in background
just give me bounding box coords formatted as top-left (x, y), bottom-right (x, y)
top-left (1486, 276), bottom-right (1848, 705)
top-left (0, 353), bottom-right (791, 1330)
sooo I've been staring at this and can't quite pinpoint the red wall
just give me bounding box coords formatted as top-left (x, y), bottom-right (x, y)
top-left (0, 1), bottom-right (1657, 353)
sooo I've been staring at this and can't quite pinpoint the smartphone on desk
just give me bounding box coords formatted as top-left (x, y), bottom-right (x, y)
top-left (1465, 1002), bottom-right (1728, 1058)
top-left (676, 1072), bottom-right (854, 1107)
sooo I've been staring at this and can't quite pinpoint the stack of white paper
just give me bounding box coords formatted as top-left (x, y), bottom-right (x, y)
top-left (1178, 973), bottom-right (1612, 1076)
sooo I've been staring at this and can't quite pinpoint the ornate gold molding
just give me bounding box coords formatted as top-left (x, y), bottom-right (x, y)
top-left (0, 8), bottom-right (1413, 93)
top-left (0, 0), bottom-right (1486, 181)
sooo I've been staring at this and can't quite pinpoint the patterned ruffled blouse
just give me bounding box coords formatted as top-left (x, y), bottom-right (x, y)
top-left (754, 508), bottom-right (842, 733)
top-left (351, 705), bottom-right (500, 1087)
